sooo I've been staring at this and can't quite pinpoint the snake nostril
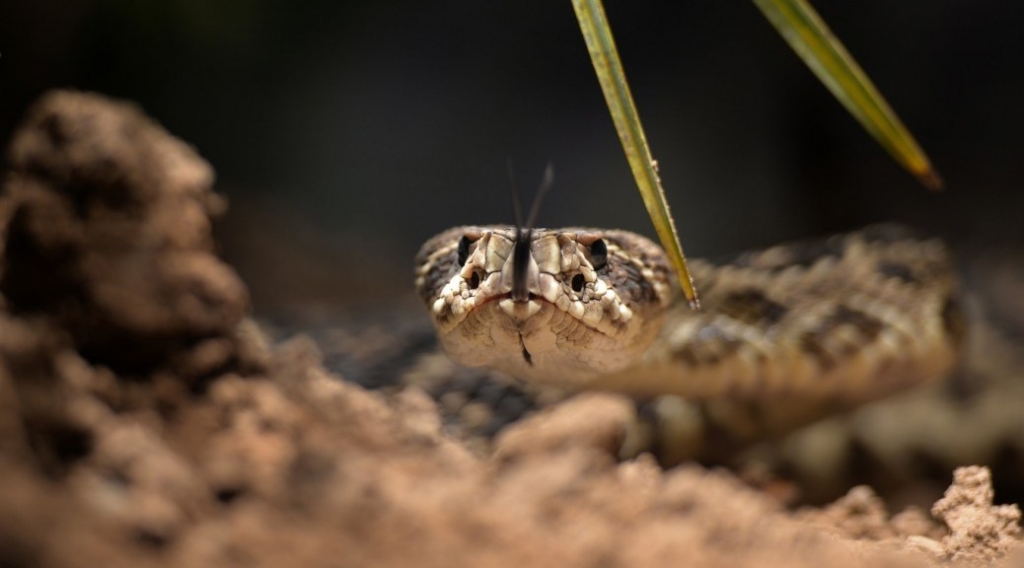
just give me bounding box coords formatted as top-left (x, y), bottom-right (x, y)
top-left (571, 273), bottom-right (585, 293)
top-left (468, 270), bottom-right (482, 290)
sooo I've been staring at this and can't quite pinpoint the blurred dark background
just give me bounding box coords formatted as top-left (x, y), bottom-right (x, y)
top-left (2, 1), bottom-right (1022, 314)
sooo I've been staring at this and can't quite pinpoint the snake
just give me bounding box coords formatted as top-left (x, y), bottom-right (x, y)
top-left (413, 223), bottom-right (967, 462)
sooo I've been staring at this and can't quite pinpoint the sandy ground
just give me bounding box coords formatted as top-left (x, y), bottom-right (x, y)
top-left (0, 90), bottom-right (1020, 568)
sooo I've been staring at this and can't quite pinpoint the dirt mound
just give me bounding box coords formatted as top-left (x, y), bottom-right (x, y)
top-left (0, 90), bottom-right (1019, 567)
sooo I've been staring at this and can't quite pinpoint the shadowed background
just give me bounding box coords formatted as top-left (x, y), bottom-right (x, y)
top-left (2, 1), bottom-right (1022, 314)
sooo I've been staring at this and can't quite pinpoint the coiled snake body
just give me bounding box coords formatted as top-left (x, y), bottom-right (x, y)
top-left (414, 224), bottom-right (966, 457)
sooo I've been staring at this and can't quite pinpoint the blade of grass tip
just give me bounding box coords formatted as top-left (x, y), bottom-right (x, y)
top-left (571, 0), bottom-right (700, 308)
top-left (752, 0), bottom-right (942, 189)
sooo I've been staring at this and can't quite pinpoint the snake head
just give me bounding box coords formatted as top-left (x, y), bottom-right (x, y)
top-left (414, 226), bottom-right (675, 386)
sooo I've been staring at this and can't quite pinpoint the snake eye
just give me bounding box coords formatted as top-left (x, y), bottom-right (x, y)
top-left (468, 270), bottom-right (482, 290)
top-left (457, 235), bottom-right (472, 266)
top-left (571, 273), bottom-right (585, 292)
top-left (590, 239), bottom-right (608, 270)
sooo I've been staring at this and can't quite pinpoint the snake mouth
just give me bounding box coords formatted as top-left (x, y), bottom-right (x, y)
top-left (472, 291), bottom-right (551, 312)
top-left (469, 291), bottom-right (617, 340)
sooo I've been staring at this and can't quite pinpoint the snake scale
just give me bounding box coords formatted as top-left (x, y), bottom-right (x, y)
top-left (414, 223), bottom-right (967, 462)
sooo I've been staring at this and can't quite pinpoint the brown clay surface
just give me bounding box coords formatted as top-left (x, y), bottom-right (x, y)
top-left (0, 90), bottom-right (1020, 568)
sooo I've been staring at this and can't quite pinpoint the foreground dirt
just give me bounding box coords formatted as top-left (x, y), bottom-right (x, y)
top-left (0, 90), bottom-right (1020, 568)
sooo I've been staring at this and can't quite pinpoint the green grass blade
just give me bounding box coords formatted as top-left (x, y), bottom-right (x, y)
top-left (752, 0), bottom-right (942, 189)
top-left (571, 0), bottom-right (700, 308)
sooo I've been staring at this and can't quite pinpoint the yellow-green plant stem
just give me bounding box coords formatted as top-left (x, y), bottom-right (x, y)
top-left (753, 0), bottom-right (942, 189)
top-left (571, 0), bottom-right (700, 308)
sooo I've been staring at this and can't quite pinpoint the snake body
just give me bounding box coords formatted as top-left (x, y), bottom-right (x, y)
top-left (414, 224), bottom-right (966, 452)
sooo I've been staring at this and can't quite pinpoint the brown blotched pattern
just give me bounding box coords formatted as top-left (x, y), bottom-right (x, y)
top-left (419, 220), bottom-right (964, 458)
top-left (2, 90), bottom-right (1018, 568)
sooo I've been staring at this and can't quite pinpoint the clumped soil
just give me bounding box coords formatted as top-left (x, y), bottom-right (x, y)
top-left (0, 90), bottom-right (1020, 568)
